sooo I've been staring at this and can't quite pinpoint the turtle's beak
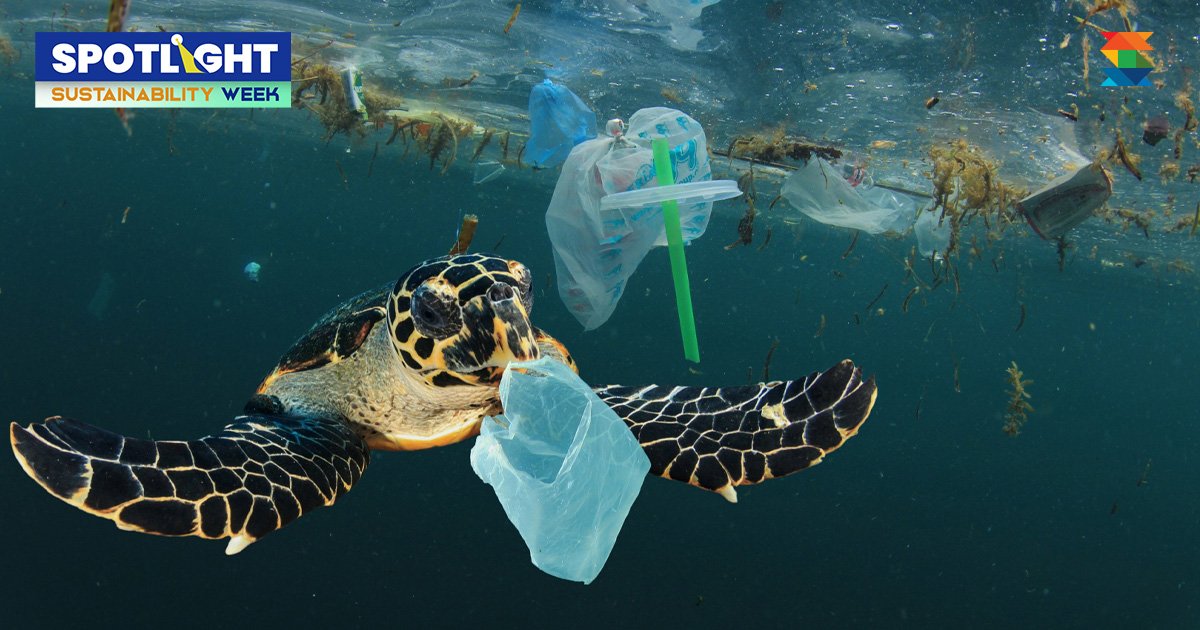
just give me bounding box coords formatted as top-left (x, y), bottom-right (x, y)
top-left (483, 282), bottom-right (539, 366)
top-left (444, 282), bottom-right (539, 378)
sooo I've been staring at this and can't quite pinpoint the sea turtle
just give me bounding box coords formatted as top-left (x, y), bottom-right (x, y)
top-left (9, 254), bottom-right (877, 555)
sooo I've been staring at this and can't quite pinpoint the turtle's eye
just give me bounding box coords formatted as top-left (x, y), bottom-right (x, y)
top-left (410, 284), bottom-right (462, 339)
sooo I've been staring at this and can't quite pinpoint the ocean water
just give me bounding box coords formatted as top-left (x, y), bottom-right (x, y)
top-left (2, 1), bottom-right (1199, 627)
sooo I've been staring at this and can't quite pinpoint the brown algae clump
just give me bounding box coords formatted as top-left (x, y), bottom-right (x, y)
top-left (926, 139), bottom-right (1027, 254)
top-left (291, 59), bottom-right (406, 140)
top-left (0, 34), bottom-right (19, 66)
top-left (1002, 361), bottom-right (1033, 437)
top-left (723, 129), bottom-right (842, 165)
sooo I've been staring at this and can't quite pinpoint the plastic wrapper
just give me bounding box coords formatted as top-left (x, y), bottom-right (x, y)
top-left (781, 157), bottom-right (916, 234)
top-left (546, 107), bottom-right (716, 330)
top-left (470, 357), bottom-right (650, 584)
top-left (526, 79), bottom-right (597, 169)
top-left (1017, 162), bottom-right (1113, 240)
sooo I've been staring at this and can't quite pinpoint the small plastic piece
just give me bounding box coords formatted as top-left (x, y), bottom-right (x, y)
top-left (547, 107), bottom-right (719, 330)
top-left (600, 180), bottom-right (741, 212)
top-left (781, 158), bottom-right (915, 234)
top-left (341, 68), bottom-right (367, 121)
top-left (243, 261), bottom-right (261, 282)
top-left (470, 357), bottom-right (651, 585)
top-left (527, 79), bottom-right (598, 169)
top-left (1018, 161), bottom-right (1113, 240)
top-left (473, 160), bottom-right (505, 185)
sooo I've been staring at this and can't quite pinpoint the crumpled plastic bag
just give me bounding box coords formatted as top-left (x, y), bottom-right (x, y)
top-left (526, 79), bottom-right (598, 169)
top-left (547, 107), bottom-right (714, 330)
top-left (782, 157), bottom-right (915, 234)
top-left (470, 357), bottom-right (651, 584)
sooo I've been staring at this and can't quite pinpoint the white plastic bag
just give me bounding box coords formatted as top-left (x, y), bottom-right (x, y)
top-left (782, 158), bottom-right (915, 234)
top-left (546, 107), bottom-right (715, 330)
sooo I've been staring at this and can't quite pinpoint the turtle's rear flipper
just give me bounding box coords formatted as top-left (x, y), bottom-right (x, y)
top-left (9, 413), bottom-right (368, 555)
top-left (595, 359), bottom-right (876, 503)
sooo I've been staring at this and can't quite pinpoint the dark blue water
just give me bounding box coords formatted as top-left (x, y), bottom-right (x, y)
top-left (4, 26), bottom-right (1200, 630)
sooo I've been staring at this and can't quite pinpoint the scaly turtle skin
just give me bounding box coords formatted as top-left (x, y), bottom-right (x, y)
top-left (10, 254), bottom-right (877, 555)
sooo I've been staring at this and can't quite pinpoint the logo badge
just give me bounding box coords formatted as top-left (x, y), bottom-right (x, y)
top-left (35, 31), bottom-right (291, 108)
top-left (1100, 31), bottom-right (1153, 87)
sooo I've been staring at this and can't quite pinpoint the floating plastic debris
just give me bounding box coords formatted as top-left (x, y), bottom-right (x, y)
top-left (470, 357), bottom-right (650, 584)
top-left (243, 262), bottom-right (262, 282)
top-left (526, 79), bottom-right (596, 169)
top-left (546, 108), bottom-right (734, 330)
top-left (781, 157), bottom-right (915, 234)
top-left (915, 209), bottom-right (952, 259)
top-left (1018, 162), bottom-right (1113, 240)
top-left (473, 159), bottom-right (505, 185)
top-left (341, 67), bottom-right (367, 121)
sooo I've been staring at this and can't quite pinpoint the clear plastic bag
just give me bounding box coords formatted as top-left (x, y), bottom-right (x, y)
top-left (470, 357), bottom-right (650, 584)
top-left (781, 157), bottom-right (915, 234)
top-left (546, 107), bottom-right (716, 330)
top-left (526, 79), bottom-right (597, 169)
top-left (914, 208), bottom-right (952, 258)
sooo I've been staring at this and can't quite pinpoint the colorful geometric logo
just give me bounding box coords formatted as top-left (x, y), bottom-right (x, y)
top-left (1100, 31), bottom-right (1153, 87)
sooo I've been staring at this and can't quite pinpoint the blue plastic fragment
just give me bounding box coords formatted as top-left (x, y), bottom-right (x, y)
top-left (526, 79), bottom-right (597, 169)
top-left (469, 357), bottom-right (650, 584)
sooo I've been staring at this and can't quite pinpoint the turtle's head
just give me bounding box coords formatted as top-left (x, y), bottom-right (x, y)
top-left (387, 254), bottom-right (539, 390)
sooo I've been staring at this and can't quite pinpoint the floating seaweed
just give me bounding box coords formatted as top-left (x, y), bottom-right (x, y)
top-left (0, 34), bottom-right (20, 66)
top-left (726, 169), bottom-right (757, 249)
top-left (1110, 130), bottom-right (1143, 180)
top-left (362, 141), bottom-right (378, 178)
top-left (720, 130), bottom-right (842, 166)
top-left (427, 116), bottom-right (457, 173)
top-left (725, 202), bottom-right (755, 250)
top-left (290, 58), bottom-right (407, 140)
top-left (503, 3), bottom-right (522, 34)
top-left (1002, 361), bottom-right (1033, 437)
top-left (926, 139), bottom-right (1027, 258)
top-left (471, 128), bottom-right (494, 162)
top-left (442, 71), bottom-right (480, 88)
top-left (1176, 88), bottom-right (1197, 133)
top-left (762, 339), bottom-right (780, 381)
top-left (756, 226), bottom-right (773, 251)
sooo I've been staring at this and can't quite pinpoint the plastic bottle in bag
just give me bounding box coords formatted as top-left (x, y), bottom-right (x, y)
top-left (546, 108), bottom-right (725, 330)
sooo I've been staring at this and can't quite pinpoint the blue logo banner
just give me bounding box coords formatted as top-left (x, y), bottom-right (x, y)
top-left (36, 32), bottom-right (290, 82)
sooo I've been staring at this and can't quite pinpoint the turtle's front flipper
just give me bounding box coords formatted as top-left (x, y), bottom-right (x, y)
top-left (9, 412), bottom-right (368, 554)
top-left (594, 359), bottom-right (876, 503)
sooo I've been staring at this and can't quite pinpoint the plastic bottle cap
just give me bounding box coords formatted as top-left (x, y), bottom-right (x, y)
top-left (600, 180), bottom-right (741, 211)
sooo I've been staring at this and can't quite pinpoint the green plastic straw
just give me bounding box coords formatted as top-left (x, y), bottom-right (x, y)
top-left (651, 138), bottom-right (700, 363)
